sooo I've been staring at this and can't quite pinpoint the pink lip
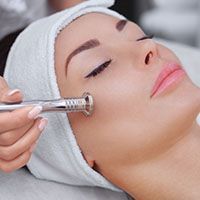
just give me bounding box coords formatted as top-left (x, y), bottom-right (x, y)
top-left (150, 63), bottom-right (186, 98)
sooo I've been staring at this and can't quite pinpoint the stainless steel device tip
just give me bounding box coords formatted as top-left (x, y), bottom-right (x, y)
top-left (0, 92), bottom-right (94, 116)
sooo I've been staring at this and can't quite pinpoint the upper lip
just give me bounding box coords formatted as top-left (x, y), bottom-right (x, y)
top-left (151, 63), bottom-right (183, 97)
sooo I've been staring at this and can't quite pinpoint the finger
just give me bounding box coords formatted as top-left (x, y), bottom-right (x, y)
top-left (0, 121), bottom-right (34, 146)
top-left (0, 105), bottom-right (42, 133)
top-left (1, 89), bottom-right (23, 103)
top-left (0, 76), bottom-right (9, 97)
top-left (0, 76), bottom-right (23, 103)
top-left (0, 118), bottom-right (48, 161)
top-left (0, 149), bottom-right (32, 173)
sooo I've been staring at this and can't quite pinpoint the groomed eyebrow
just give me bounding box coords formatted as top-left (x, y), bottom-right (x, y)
top-left (65, 39), bottom-right (100, 72)
top-left (65, 19), bottom-right (128, 72)
top-left (116, 19), bottom-right (128, 31)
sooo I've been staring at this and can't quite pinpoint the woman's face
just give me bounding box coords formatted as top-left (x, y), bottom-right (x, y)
top-left (55, 13), bottom-right (200, 179)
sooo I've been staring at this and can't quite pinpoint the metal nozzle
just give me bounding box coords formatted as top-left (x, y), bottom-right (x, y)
top-left (0, 92), bottom-right (94, 116)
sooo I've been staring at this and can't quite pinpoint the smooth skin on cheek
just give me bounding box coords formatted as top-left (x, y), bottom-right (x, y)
top-left (55, 13), bottom-right (200, 182)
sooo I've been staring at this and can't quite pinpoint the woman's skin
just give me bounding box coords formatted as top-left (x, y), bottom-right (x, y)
top-left (55, 13), bottom-right (200, 199)
top-left (49, 0), bottom-right (85, 11)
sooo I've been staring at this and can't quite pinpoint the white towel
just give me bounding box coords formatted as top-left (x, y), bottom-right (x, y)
top-left (4, 0), bottom-right (125, 192)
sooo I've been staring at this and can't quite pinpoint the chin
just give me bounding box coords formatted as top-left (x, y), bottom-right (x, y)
top-left (162, 74), bottom-right (200, 103)
top-left (156, 76), bottom-right (200, 130)
top-left (182, 76), bottom-right (200, 106)
top-left (174, 78), bottom-right (200, 125)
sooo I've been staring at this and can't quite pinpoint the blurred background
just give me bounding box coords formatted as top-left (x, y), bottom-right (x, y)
top-left (111, 0), bottom-right (200, 48)
top-left (0, 0), bottom-right (200, 49)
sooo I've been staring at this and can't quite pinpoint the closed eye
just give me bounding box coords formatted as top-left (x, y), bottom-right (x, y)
top-left (84, 59), bottom-right (112, 79)
top-left (84, 35), bottom-right (154, 79)
top-left (137, 34), bottom-right (154, 41)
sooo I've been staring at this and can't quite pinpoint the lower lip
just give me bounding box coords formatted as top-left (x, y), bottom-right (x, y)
top-left (151, 69), bottom-right (186, 98)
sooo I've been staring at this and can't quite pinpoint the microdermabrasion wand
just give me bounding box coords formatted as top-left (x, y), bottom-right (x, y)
top-left (0, 92), bottom-right (93, 116)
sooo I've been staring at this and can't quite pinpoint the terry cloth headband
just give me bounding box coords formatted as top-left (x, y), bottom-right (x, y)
top-left (4, 0), bottom-right (125, 192)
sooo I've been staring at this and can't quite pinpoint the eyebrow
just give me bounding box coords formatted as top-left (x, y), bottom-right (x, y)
top-left (116, 19), bottom-right (128, 31)
top-left (65, 19), bottom-right (128, 71)
top-left (65, 39), bottom-right (100, 70)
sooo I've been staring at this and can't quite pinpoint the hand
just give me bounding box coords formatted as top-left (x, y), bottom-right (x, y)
top-left (0, 76), bottom-right (48, 173)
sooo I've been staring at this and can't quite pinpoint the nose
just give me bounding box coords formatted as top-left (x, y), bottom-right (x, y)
top-left (139, 39), bottom-right (158, 67)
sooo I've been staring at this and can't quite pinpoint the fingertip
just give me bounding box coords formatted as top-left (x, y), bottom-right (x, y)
top-left (38, 118), bottom-right (48, 132)
top-left (2, 89), bottom-right (23, 103)
top-left (7, 89), bottom-right (21, 97)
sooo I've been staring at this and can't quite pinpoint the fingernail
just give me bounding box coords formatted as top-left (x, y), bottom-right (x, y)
top-left (28, 106), bottom-right (43, 119)
top-left (30, 142), bottom-right (37, 153)
top-left (7, 89), bottom-right (21, 97)
top-left (38, 118), bottom-right (48, 131)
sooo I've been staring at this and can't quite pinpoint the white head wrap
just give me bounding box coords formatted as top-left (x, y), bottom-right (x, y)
top-left (4, 0), bottom-right (125, 192)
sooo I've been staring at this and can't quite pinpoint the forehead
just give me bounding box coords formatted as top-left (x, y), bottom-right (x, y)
top-left (56, 13), bottom-right (119, 49)
top-left (54, 12), bottom-right (142, 69)
top-left (54, 13), bottom-right (120, 67)
top-left (56, 12), bottom-right (138, 51)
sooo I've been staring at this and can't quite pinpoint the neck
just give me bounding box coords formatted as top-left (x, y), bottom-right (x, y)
top-left (117, 121), bottom-right (200, 200)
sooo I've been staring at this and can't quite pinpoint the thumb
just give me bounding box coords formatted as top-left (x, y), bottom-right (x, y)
top-left (0, 76), bottom-right (23, 103)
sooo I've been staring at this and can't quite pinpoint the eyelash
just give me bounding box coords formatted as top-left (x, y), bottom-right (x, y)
top-left (84, 59), bottom-right (112, 78)
top-left (137, 34), bottom-right (154, 41)
top-left (84, 35), bottom-right (154, 79)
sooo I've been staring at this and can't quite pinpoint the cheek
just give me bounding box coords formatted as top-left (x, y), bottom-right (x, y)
top-left (86, 71), bottom-right (148, 123)
top-left (68, 71), bottom-right (150, 163)
top-left (79, 77), bottom-right (153, 164)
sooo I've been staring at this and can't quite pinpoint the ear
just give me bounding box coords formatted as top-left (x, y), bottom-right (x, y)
top-left (84, 154), bottom-right (95, 168)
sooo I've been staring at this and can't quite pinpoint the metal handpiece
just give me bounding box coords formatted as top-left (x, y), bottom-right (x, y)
top-left (0, 92), bottom-right (93, 116)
